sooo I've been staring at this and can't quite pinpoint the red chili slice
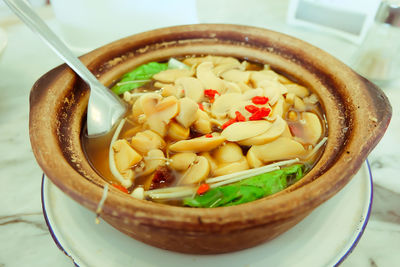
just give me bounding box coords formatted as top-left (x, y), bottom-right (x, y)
top-left (197, 183), bottom-right (210, 195)
top-left (198, 103), bottom-right (204, 111)
top-left (205, 133), bottom-right (213, 138)
top-left (221, 119), bottom-right (236, 129)
top-left (245, 105), bottom-right (260, 114)
top-left (235, 111), bottom-right (246, 122)
top-left (252, 96), bottom-right (269, 105)
top-left (112, 184), bottom-right (129, 193)
top-left (249, 107), bottom-right (271, 120)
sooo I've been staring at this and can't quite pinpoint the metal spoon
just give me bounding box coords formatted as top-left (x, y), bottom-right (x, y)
top-left (4, 0), bottom-right (127, 137)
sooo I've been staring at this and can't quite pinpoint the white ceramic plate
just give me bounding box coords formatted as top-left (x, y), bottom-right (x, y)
top-left (41, 161), bottom-right (372, 267)
top-left (0, 27), bottom-right (7, 56)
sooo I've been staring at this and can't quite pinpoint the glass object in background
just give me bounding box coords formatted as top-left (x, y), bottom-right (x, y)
top-left (50, 0), bottom-right (197, 53)
top-left (352, 0), bottom-right (400, 85)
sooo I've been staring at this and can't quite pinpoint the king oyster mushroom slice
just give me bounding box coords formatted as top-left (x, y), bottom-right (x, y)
top-left (175, 97), bottom-right (199, 128)
top-left (131, 130), bottom-right (166, 154)
top-left (285, 83), bottom-right (310, 98)
top-left (213, 157), bottom-right (249, 176)
top-left (247, 148), bottom-right (263, 168)
top-left (154, 82), bottom-right (180, 98)
top-left (140, 94), bottom-right (179, 136)
top-left (211, 93), bottom-right (243, 118)
top-left (213, 142), bottom-right (243, 163)
top-left (250, 71), bottom-right (279, 87)
top-left (200, 152), bottom-right (218, 174)
top-left (299, 112), bottom-right (323, 145)
top-left (193, 109), bottom-right (212, 134)
top-left (223, 81), bottom-right (242, 94)
top-left (167, 121), bottom-right (190, 141)
top-left (221, 120), bottom-right (272, 142)
top-left (220, 69), bottom-right (251, 84)
top-left (196, 62), bottom-right (226, 93)
top-left (169, 135), bottom-right (226, 153)
top-left (238, 116), bottom-right (287, 146)
top-left (135, 149), bottom-right (166, 177)
top-left (175, 77), bottom-right (204, 102)
top-left (183, 55), bottom-right (240, 67)
top-left (248, 136), bottom-right (306, 163)
top-left (169, 152), bottom-right (197, 171)
top-left (294, 96), bottom-right (306, 112)
top-left (270, 95), bottom-right (285, 119)
top-left (112, 139), bottom-right (142, 174)
top-left (213, 62), bottom-right (243, 76)
top-left (258, 80), bottom-right (286, 106)
top-left (180, 156), bottom-right (210, 185)
top-left (153, 68), bottom-right (193, 83)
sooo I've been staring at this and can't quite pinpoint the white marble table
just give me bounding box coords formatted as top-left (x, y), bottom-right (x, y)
top-left (0, 3), bottom-right (399, 266)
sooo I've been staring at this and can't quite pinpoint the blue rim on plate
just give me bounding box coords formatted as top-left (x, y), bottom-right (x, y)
top-left (41, 160), bottom-right (373, 267)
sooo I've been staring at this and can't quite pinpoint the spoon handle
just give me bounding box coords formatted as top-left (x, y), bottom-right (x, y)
top-left (4, 0), bottom-right (101, 88)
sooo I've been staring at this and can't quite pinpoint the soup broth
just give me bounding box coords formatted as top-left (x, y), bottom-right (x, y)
top-left (83, 55), bottom-right (327, 207)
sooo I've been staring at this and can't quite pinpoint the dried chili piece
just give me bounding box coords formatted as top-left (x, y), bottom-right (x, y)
top-left (249, 107), bottom-right (271, 120)
top-left (235, 111), bottom-right (246, 122)
top-left (197, 183), bottom-right (210, 195)
top-left (245, 105), bottom-right (259, 114)
top-left (221, 119), bottom-right (236, 129)
top-left (198, 102), bottom-right (205, 111)
top-left (205, 133), bottom-right (213, 138)
top-left (252, 96), bottom-right (269, 105)
top-left (112, 184), bottom-right (129, 194)
top-left (204, 89), bottom-right (219, 103)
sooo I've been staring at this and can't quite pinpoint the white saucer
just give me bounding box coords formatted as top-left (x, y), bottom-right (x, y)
top-left (41, 162), bottom-right (372, 267)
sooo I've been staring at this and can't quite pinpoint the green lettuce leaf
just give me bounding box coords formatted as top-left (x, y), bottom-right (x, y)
top-left (183, 164), bottom-right (304, 208)
top-left (111, 62), bottom-right (168, 95)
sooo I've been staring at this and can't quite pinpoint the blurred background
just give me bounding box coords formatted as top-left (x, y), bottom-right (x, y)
top-left (1, 0), bottom-right (399, 84)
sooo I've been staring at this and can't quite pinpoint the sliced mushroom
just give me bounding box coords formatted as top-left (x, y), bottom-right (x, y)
top-left (238, 116), bottom-right (287, 146)
top-left (270, 95), bottom-right (285, 119)
top-left (131, 130), bottom-right (166, 154)
top-left (193, 109), bottom-right (212, 134)
top-left (175, 97), bottom-right (199, 128)
top-left (153, 68), bottom-right (193, 83)
top-left (200, 152), bottom-right (218, 174)
top-left (213, 157), bottom-right (249, 176)
top-left (221, 120), bottom-right (272, 142)
top-left (299, 112), bottom-right (323, 145)
top-left (213, 142), bottom-right (243, 163)
top-left (154, 82), bottom-right (179, 98)
top-left (246, 148), bottom-right (263, 168)
top-left (169, 135), bottom-right (226, 153)
top-left (183, 56), bottom-right (240, 67)
top-left (175, 77), bottom-right (204, 102)
top-left (169, 152), bottom-right (197, 171)
top-left (131, 98), bottom-right (144, 123)
top-left (250, 71), bottom-right (278, 87)
top-left (213, 63), bottom-right (242, 76)
top-left (294, 96), bottom-right (306, 112)
top-left (196, 62), bottom-right (225, 93)
top-left (180, 156), bottom-right (210, 185)
top-left (135, 149), bottom-right (166, 177)
top-left (285, 83), bottom-right (310, 98)
top-left (112, 139), bottom-right (142, 173)
top-left (249, 137), bottom-right (306, 163)
top-left (167, 121), bottom-right (190, 141)
top-left (131, 187), bottom-right (144, 199)
top-left (259, 80), bottom-right (287, 105)
top-left (221, 69), bottom-right (251, 84)
top-left (140, 94), bottom-right (179, 136)
top-left (223, 81), bottom-right (242, 94)
top-left (211, 93), bottom-right (243, 118)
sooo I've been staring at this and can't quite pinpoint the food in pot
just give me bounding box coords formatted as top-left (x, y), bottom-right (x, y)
top-left (83, 56), bottom-right (327, 207)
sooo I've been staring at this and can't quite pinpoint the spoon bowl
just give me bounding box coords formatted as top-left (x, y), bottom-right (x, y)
top-left (4, 0), bottom-right (127, 136)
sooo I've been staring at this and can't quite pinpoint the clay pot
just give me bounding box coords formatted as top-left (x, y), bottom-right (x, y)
top-left (29, 24), bottom-right (391, 254)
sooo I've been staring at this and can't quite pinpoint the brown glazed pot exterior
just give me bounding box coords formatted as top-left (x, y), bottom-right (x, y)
top-left (29, 24), bottom-right (391, 254)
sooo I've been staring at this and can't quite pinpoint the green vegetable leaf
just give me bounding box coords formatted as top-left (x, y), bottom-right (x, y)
top-left (111, 62), bottom-right (168, 95)
top-left (183, 164), bottom-right (304, 208)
